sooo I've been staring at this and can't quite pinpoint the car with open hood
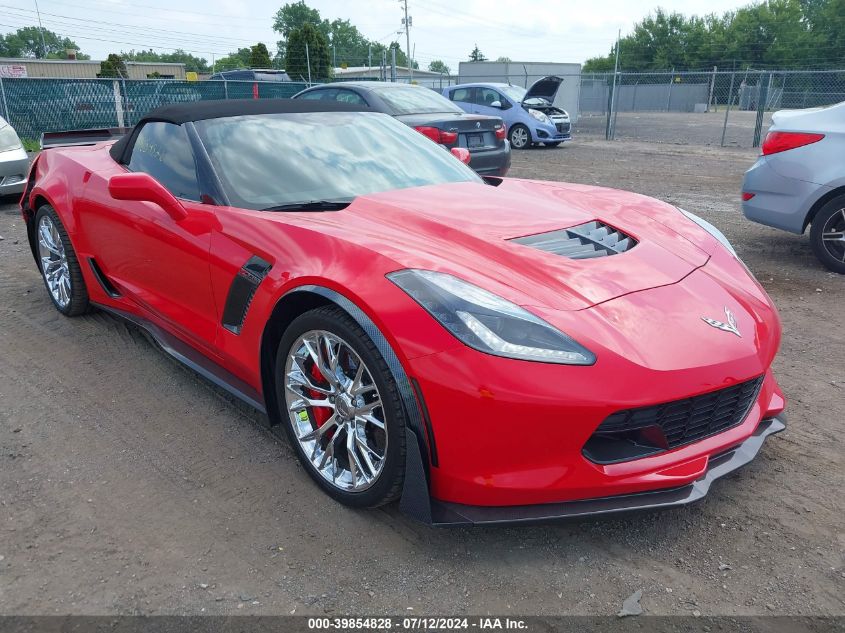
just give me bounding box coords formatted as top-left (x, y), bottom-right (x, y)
top-left (444, 76), bottom-right (571, 149)
top-left (20, 99), bottom-right (785, 526)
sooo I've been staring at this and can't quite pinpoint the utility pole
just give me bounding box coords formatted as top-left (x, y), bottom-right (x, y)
top-left (400, 0), bottom-right (412, 80)
top-left (33, 0), bottom-right (48, 58)
top-left (606, 28), bottom-right (620, 140)
top-left (305, 42), bottom-right (312, 85)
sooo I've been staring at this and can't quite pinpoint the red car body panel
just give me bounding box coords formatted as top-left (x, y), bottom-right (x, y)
top-left (22, 138), bottom-right (785, 517)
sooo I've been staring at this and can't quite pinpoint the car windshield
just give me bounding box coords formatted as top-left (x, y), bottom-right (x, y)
top-left (194, 111), bottom-right (481, 210)
top-left (374, 86), bottom-right (464, 115)
top-left (499, 85), bottom-right (527, 102)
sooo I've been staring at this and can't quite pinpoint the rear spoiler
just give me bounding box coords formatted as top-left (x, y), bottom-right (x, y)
top-left (40, 127), bottom-right (130, 150)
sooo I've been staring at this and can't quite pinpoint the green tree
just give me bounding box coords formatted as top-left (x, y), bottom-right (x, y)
top-left (99, 53), bottom-right (127, 77)
top-left (250, 42), bottom-right (272, 68)
top-left (428, 60), bottom-right (450, 74)
top-left (272, 2), bottom-right (418, 70)
top-left (0, 26), bottom-right (88, 59)
top-left (214, 47), bottom-right (252, 72)
top-left (583, 0), bottom-right (841, 71)
top-left (468, 44), bottom-right (487, 62)
top-left (285, 22), bottom-right (331, 80)
top-left (273, 0), bottom-right (325, 38)
top-left (121, 48), bottom-right (209, 73)
top-left (273, 1), bottom-right (328, 60)
top-left (495, 56), bottom-right (512, 63)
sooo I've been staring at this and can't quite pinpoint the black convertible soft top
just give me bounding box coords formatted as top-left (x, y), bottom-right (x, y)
top-left (109, 98), bottom-right (370, 162)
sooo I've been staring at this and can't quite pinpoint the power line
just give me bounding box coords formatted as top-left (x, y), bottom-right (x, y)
top-left (0, 6), bottom-right (261, 48)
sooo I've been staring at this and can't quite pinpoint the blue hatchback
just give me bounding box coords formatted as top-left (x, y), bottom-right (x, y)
top-left (444, 76), bottom-right (571, 149)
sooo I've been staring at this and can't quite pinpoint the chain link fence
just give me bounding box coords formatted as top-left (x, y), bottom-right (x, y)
top-left (575, 69), bottom-right (845, 147)
top-left (0, 77), bottom-right (311, 141)
top-left (0, 70), bottom-right (842, 147)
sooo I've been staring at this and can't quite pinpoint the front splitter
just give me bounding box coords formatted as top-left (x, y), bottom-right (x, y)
top-left (425, 415), bottom-right (786, 527)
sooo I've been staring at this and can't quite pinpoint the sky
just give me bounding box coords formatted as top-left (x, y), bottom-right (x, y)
top-left (3, 0), bottom-right (751, 69)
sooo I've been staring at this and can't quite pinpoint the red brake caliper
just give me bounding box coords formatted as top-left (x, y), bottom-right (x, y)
top-left (308, 361), bottom-right (333, 433)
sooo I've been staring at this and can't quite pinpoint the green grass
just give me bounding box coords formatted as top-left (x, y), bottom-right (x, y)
top-left (21, 138), bottom-right (40, 152)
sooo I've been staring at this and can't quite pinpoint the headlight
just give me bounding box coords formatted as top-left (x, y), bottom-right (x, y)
top-left (0, 125), bottom-right (22, 152)
top-left (678, 208), bottom-right (737, 257)
top-left (528, 108), bottom-right (551, 124)
top-left (387, 269), bottom-right (596, 365)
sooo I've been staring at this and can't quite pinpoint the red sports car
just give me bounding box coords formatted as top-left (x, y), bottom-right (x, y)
top-left (21, 100), bottom-right (786, 526)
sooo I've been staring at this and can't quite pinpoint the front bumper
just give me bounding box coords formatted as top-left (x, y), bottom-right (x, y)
top-left (424, 416), bottom-right (784, 526)
top-left (530, 120), bottom-right (570, 143)
top-left (0, 147), bottom-right (29, 196)
top-left (468, 141), bottom-right (511, 176)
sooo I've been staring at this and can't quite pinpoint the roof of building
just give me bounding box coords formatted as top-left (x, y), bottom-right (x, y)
top-left (0, 57), bottom-right (186, 66)
top-left (333, 65), bottom-right (448, 77)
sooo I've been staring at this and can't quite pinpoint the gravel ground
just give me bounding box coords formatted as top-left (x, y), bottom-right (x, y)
top-left (0, 139), bottom-right (842, 617)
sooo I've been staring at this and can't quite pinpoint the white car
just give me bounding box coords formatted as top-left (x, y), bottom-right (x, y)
top-left (742, 101), bottom-right (845, 273)
top-left (0, 116), bottom-right (28, 196)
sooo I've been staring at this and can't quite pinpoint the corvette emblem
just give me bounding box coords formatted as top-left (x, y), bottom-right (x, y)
top-left (702, 307), bottom-right (741, 338)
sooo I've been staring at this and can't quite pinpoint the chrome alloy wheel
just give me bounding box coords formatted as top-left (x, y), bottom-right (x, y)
top-left (822, 208), bottom-right (845, 263)
top-left (283, 330), bottom-right (387, 492)
top-left (510, 126), bottom-right (529, 149)
top-left (37, 214), bottom-right (71, 308)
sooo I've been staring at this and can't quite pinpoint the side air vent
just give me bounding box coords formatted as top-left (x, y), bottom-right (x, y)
top-left (222, 256), bottom-right (272, 335)
top-left (511, 221), bottom-right (636, 259)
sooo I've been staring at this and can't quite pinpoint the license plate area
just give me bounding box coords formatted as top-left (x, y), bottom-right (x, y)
top-left (466, 133), bottom-right (485, 148)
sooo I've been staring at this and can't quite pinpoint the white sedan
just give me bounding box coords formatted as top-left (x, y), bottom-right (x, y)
top-left (0, 116), bottom-right (29, 196)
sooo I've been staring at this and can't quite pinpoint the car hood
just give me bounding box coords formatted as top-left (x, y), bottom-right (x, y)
top-left (523, 76), bottom-right (563, 104)
top-left (285, 179), bottom-right (710, 312)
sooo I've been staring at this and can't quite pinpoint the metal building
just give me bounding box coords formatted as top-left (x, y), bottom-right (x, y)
top-left (0, 58), bottom-right (187, 80)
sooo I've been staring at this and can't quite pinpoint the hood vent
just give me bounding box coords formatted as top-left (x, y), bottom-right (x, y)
top-left (510, 221), bottom-right (636, 259)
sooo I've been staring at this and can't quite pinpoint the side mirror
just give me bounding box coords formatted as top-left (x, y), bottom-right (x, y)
top-left (108, 172), bottom-right (187, 221)
top-left (490, 100), bottom-right (502, 108)
top-left (450, 147), bottom-right (471, 165)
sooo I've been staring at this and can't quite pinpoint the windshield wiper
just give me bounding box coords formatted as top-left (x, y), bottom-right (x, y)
top-left (260, 199), bottom-right (352, 212)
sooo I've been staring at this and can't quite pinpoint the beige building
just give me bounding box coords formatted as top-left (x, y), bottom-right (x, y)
top-left (0, 58), bottom-right (187, 80)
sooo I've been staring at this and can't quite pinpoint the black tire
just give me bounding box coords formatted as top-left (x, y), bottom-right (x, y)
top-left (544, 141), bottom-right (562, 148)
top-left (508, 123), bottom-right (532, 149)
top-left (274, 305), bottom-right (406, 508)
top-left (34, 205), bottom-right (89, 316)
top-left (809, 195), bottom-right (845, 274)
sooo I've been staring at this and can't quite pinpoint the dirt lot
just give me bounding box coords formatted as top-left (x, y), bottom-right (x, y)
top-left (0, 140), bottom-right (842, 618)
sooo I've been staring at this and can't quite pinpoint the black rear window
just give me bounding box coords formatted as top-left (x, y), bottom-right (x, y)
top-left (373, 86), bottom-right (464, 115)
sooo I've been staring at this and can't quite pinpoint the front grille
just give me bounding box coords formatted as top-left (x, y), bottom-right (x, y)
top-left (555, 122), bottom-right (571, 134)
top-left (592, 376), bottom-right (764, 455)
top-left (510, 220), bottom-right (636, 259)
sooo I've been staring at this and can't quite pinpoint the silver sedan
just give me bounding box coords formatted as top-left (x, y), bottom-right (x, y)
top-left (742, 101), bottom-right (845, 274)
top-left (0, 116), bottom-right (28, 197)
